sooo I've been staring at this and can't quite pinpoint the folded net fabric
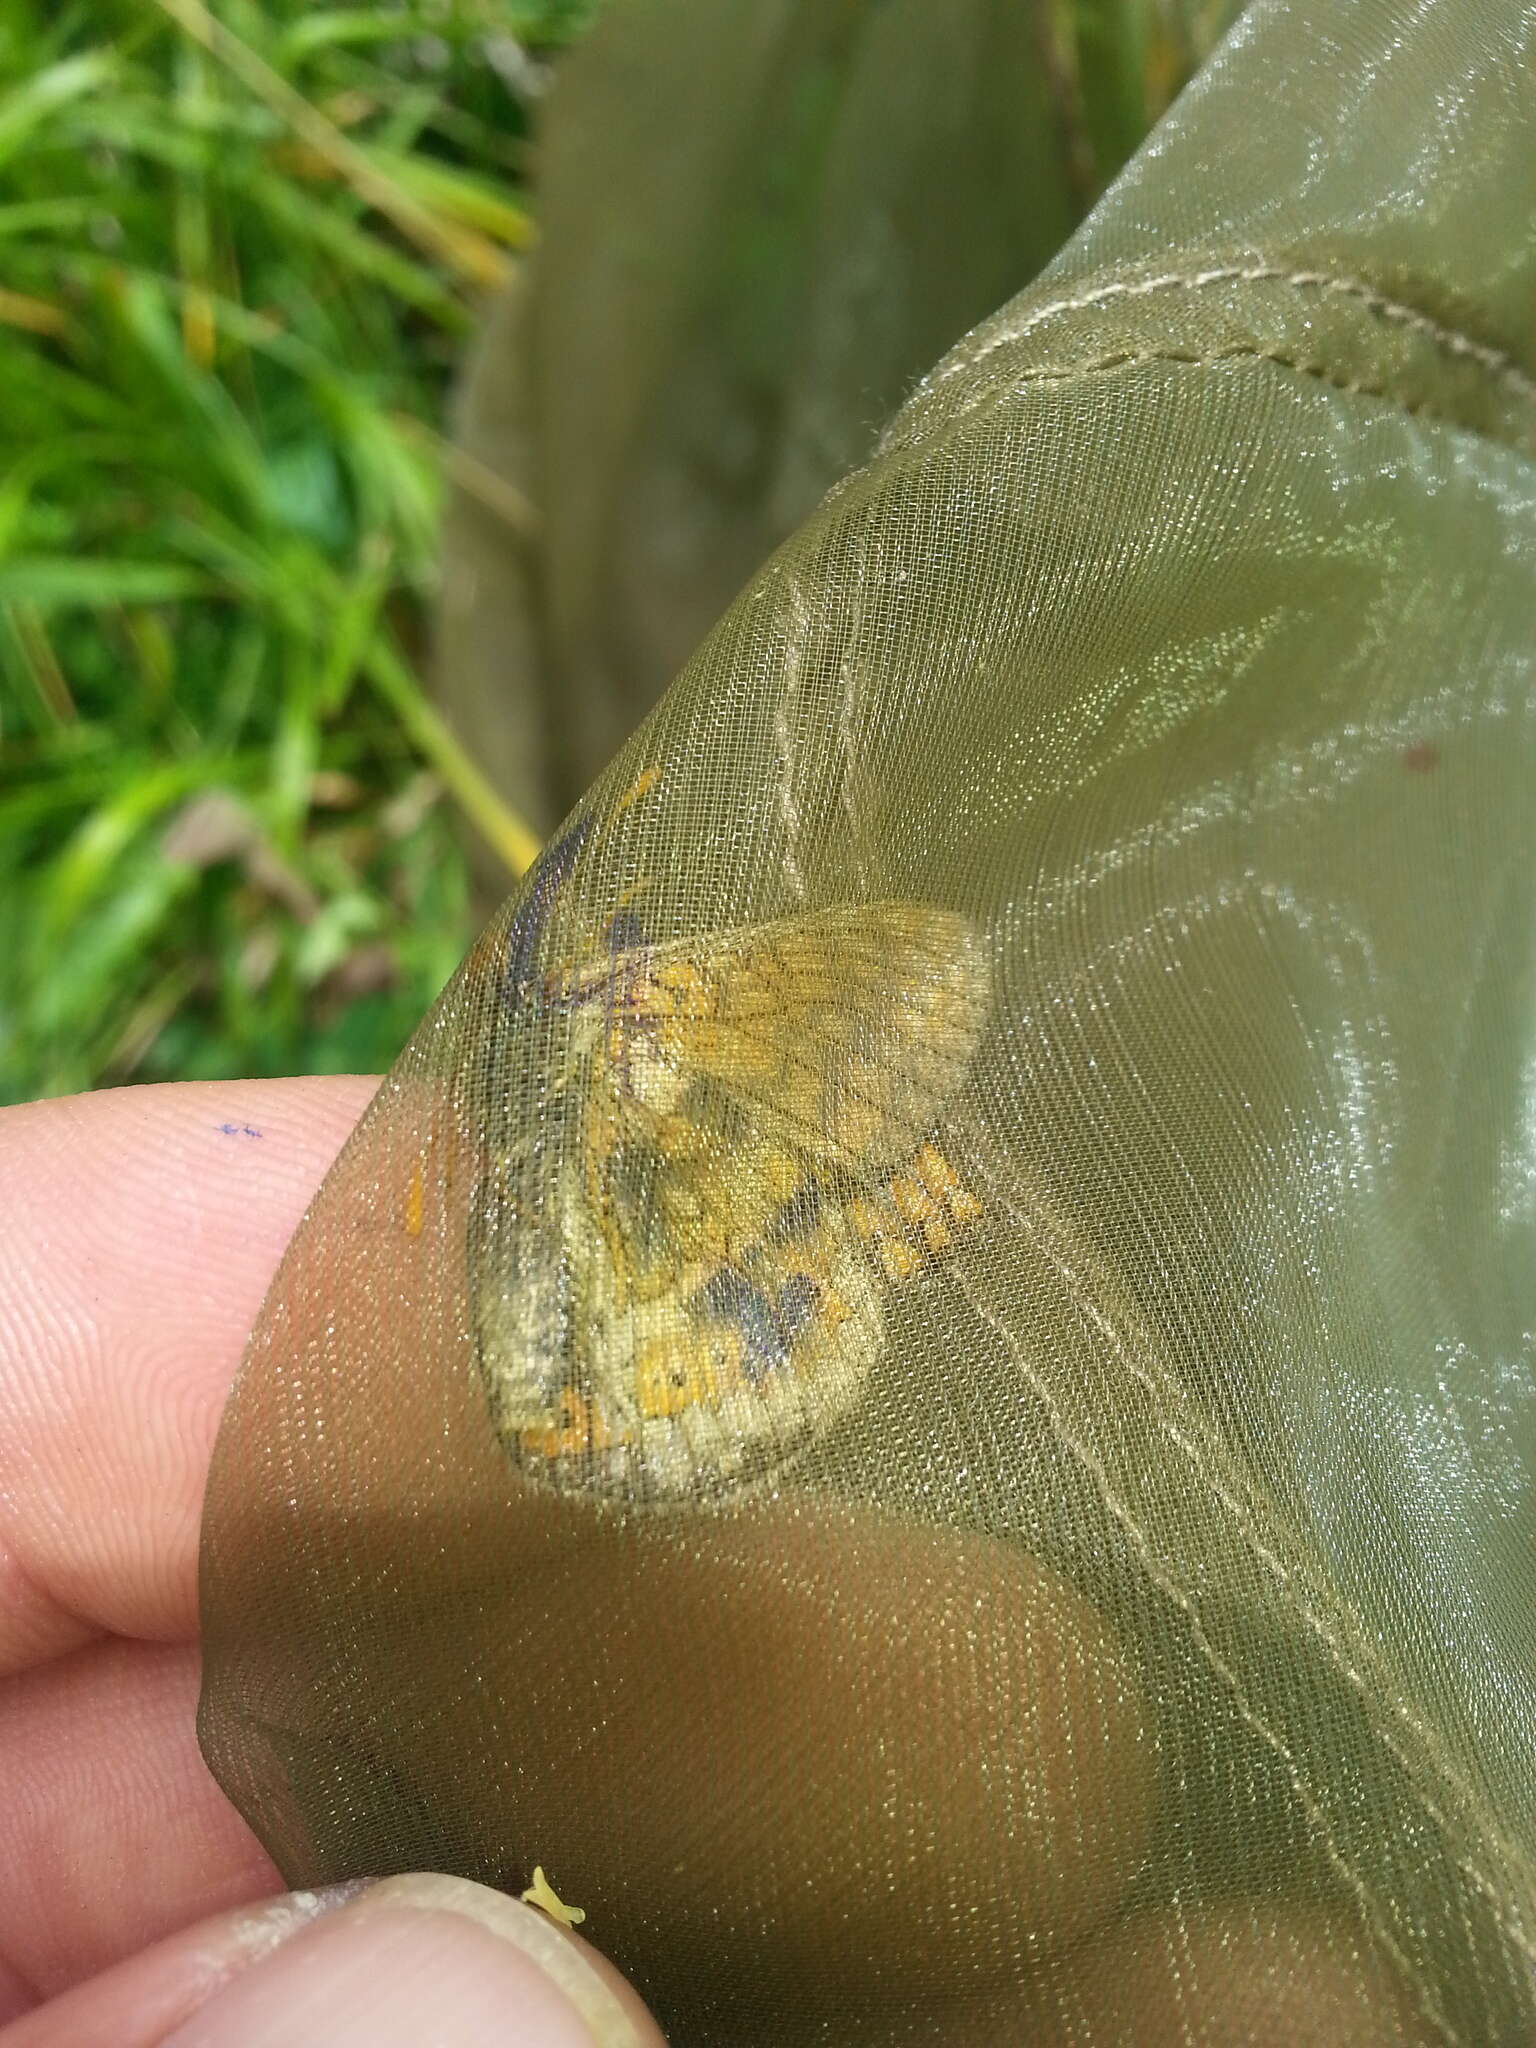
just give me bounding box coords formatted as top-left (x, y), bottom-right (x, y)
top-left (428, 0), bottom-right (1228, 913)
top-left (198, 2), bottom-right (1536, 2040)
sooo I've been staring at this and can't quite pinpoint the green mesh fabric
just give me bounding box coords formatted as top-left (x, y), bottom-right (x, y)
top-left (432, 0), bottom-right (1137, 908)
top-left (198, 1), bottom-right (1536, 2041)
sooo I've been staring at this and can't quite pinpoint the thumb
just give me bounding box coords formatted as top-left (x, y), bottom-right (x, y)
top-left (3, 1875), bottom-right (666, 2048)
top-left (170, 1874), bottom-right (663, 2048)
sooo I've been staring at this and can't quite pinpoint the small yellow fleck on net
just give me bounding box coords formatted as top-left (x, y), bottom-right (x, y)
top-left (519, 1865), bottom-right (587, 1929)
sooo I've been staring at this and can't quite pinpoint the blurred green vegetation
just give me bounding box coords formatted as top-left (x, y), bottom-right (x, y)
top-left (0, 0), bottom-right (1228, 1105)
top-left (0, 0), bottom-right (587, 1102)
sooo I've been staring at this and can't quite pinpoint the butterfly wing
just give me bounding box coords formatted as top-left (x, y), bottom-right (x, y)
top-left (473, 900), bottom-right (989, 1503)
top-left (596, 901), bottom-right (989, 1174)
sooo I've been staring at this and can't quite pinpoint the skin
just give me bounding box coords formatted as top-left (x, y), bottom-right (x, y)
top-left (0, 1077), bottom-right (1431, 2043)
top-left (0, 1078), bottom-right (660, 2045)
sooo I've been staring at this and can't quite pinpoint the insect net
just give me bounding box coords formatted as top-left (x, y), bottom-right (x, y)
top-left (197, 1), bottom-right (1536, 2042)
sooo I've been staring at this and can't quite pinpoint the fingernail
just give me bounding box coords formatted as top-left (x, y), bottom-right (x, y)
top-left (166, 1872), bottom-right (649, 2048)
top-left (216, 1879), bottom-right (375, 1967)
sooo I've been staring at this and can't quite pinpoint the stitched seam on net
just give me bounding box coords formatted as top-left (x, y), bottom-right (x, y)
top-left (836, 540), bottom-right (870, 896)
top-left (772, 566), bottom-right (811, 904)
top-left (975, 1158), bottom-right (1536, 1982)
top-left (989, 341), bottom-right (1534, 434)
top-left (948, 1251), bottom-right (1462, 2048)
top-left (918, 263), bottom-right (1536, 413)
top-left (979, 730), bottom-right (1536, 1949)
top-left (1002, 1158), bottom-right (1536, 1967)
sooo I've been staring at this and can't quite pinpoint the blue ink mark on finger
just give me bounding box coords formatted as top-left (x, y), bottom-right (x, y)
top-left (217, 1122), bottom-right (263, 1138)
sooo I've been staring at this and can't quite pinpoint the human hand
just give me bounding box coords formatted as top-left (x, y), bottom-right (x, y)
top-left (0, 1081), bottom-right (1440, 2047)
top-left (0, 1078), bottom-right (664, 2047)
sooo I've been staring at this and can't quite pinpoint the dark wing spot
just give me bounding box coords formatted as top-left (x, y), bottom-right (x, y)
top-left (697, 1267), bottom-right (791, 1382)
top-left (776, 1273), bottom-right (821, 1338)
top-left (603, 907), bottom-right (649, 955)
top-left (766, 1180), bottom-right (824, 1243)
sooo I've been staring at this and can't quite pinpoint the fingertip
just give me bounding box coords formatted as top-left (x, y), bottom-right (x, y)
top-left (2, 1877), bottom-right (666, 2048)
top-left (0, 1077), bottom-right (380, 1670)
top-left (162, 1875), bottom-right (664, 2048)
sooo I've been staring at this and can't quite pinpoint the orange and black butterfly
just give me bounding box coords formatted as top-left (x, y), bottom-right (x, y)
top-left (468, 785), bottom-right (990, 1504)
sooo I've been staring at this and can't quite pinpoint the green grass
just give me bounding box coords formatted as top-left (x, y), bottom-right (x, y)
top-left (0, 0), bottom-right (586, 1102)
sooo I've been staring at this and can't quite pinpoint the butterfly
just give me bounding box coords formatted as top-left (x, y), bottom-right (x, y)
top-left (467, 800), bottom-right (990, 1505)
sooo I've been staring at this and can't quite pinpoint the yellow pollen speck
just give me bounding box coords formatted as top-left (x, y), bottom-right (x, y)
top-left (520, 1865), bottom-right (586, 1928)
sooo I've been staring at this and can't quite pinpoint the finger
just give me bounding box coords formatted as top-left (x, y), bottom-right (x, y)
top-left (0, 1077), bottom-right (378, 1674)
top-left (0, 1638), bottom-right (276, 2010)
top-left (1, 1877), bottom-right (665, 2048)
top-left (0, 1886), bottom-right (357, 2048)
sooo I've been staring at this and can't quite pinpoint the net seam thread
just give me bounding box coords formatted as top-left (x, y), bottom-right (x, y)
top-left (835, 540), bottom-right (870, 894)
top-left (772, 568), bottom-right (812, 903)
top-left (917, 263), bottom-right (1536, 410)
top-left (992, 341), bottom-right (1532, 433)
top-left (978, 1164), bottom-right (1536, 1985)
top-left (949, 1253), bottom-right (1461, 2048)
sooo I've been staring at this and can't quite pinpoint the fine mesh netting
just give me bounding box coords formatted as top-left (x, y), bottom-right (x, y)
top-left (197, 1), bottom-right (1536, 2041)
